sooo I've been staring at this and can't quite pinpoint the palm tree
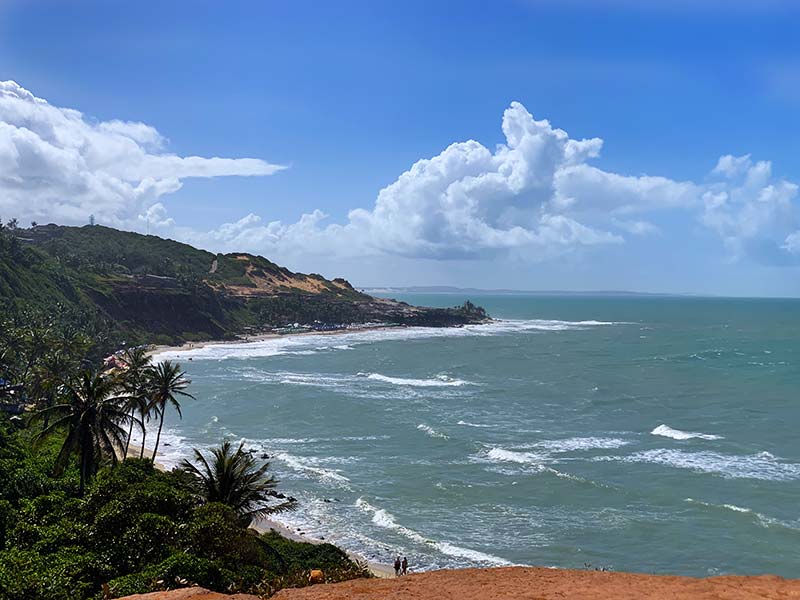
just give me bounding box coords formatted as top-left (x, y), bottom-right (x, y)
top-left (148, 360), bottom-right (194, 464)
top-left (33, 369), bottom-right (136, 495)
top-left (181, 440), bottom-right (296, 525)
top-left (29, 349), bottom-right (72, 430)
top-left (119, 347), bottom-right (153, 458)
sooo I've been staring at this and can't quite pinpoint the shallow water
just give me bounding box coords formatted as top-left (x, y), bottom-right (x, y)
top-left (150, 295), bottom-right (800, 576)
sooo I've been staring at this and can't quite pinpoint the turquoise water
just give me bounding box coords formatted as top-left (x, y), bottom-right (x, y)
top-left (151, 295), bottom-right (800, 576)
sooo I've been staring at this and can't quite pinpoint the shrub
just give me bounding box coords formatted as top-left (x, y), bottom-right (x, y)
top-left (107, 552), bottom-right (236, 598)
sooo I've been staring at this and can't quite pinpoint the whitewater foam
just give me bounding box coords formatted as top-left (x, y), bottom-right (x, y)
top-left (457, 420), bottom-right (494, 428)
top-left (417, 424), bottom-right (449, 439)
top-left (361, 373), bottom-right (473, 387)
top-left (151, 318), bottom-right (627, 362)
top-left (533, 437), bottom-right (631, 452)
top-left (355, 498), bottom-right (511, 566)
top-left (651, 424), bottom-right (723, 441)
top-left (273, 451), bottom-right (351, 486)
top-left (684, 498), bottom-right (800, 531)
top-left (484, 448), bottom-right (548, 465)
top-left (597, 449), bottom-right (800, 481)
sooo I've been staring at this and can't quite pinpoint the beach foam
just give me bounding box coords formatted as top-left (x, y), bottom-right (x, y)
top-left (651, 424), bottom-right (723, 441)
top-left (355, 498), bottom-right (511, 566)
top-left (151, 318), bottom-right (627, 362)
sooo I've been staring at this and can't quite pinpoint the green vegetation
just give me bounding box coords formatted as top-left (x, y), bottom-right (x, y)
top-left (0, 312), bottom-right (370, 599)
top-left (146, 361), bottom-right (194, 464)
top-left (0, 220), bottom-right (489, 347)
top-left (181, 441), bottom-right (297, 527)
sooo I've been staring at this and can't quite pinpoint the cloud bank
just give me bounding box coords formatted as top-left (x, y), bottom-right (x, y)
top-left (0, 80), bottom-right (284, 227)
top-left (1, 81), bottom-right (798, 268)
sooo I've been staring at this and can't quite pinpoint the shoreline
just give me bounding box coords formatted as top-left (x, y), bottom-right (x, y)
top-left (147, 323), bottom-right (410, 359)
top-left (253, 517), bottom-right (396, 579)
top-left (141, 320), bottom-right (490, 580)
top-left (122, 440), bottom-right (395, 579)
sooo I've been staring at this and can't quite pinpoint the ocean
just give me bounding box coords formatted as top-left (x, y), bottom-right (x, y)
top-left (150, 294), bottom-right (800, 577)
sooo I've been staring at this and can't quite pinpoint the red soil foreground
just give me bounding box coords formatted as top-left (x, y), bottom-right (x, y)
top-left (271, 567), bottom-right (800, 600)
top-left (120, 589), bottom-right (259, 600)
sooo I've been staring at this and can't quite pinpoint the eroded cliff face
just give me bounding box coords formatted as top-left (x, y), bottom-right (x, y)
top-left (91, 281), bottom-right (489, 343)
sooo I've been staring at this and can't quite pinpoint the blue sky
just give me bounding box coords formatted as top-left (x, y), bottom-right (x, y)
top-left (1, 0), bottom-right (800, 296)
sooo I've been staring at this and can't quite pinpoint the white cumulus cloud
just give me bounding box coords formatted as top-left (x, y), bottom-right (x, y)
top-left (1, 83), bottom-right (798, 267)
top-left (701, 155), bottom-right (798, 257)
top-left (155, 103), bottom-right (800, 266)
top-left (0, 80), bottom-right (285, 227)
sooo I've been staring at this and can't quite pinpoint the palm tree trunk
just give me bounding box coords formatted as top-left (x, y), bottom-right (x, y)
top-left (42, 393), bottom-right (52, 430)
top-left (139, 427), bottom-right (147, 459)
top-left (123, 407), bottom-right (135, 458)
top-left (151, 407), bottom-right (164, 464)
top-left (79, 435), bottom-right (91, 496)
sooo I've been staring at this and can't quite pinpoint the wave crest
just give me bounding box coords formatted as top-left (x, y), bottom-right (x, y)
top-left (360, 373), bottom-right (473, 387)
top-left (355, 498), bottom-right (511, 566)
top-left (417, 424), bottom-right (449, 439)
top-left (597, 449), bottom-right (800, 481)
top-left (651, 424), bottom-right (723, 441)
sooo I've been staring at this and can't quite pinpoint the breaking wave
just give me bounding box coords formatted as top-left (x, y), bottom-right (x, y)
top-left (596, 449), bottom-right (800, 481)
top-left (417, 424), bottom-right (449, 439)
top-left (360, 373), bottom-right (473, 387)
top-left (457, 420), bottom-right (494, 428)
top-left (151, 318), bottom-right (628, 362)
top-left (533, 437), bottom-right (631, 452)
top-left (684, 498), bottom-right (800, 531)
top-left (355, 498), bottom-right (511, 566)
top-left (484, 448), bottom-right (548, 465)
top-left (272, 451), bottom-right (351, 486)
top-left (651, 424), bottom-right (723, 441)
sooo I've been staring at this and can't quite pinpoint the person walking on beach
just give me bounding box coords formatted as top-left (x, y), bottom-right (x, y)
top-left (394, 556), bottom-right (401, 577)
top-left (401, 556), bottom-right (408, 575)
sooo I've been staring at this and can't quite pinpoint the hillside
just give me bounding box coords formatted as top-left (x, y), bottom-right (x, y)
top-left (0, 222), bottom-right (489, 345)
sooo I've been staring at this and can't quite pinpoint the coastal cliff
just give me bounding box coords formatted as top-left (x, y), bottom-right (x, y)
top-left (0, 223), bottom-right (489, 345)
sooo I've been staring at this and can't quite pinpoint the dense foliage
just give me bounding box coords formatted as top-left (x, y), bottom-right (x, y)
top-left (0, 311), bottom-right (369, 599)
top-left (0, 433), bottom-right (367, 599)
